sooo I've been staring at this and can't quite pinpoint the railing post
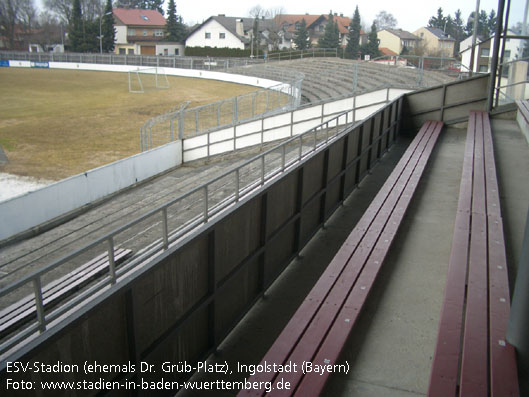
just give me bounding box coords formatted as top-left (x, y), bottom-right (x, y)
top-left (107, 237), bottom-right (116, 284)
top-left (235, 169), bottom-right (240, 202)
top-left (281, 144), bottom-right (286, 171)
top-left (33, 277), bottom-right (46, 333)
top-left (203, 186), bottom-right (209, 222)
top-left (162, 208), bottom-right (169, 250)
top-left (261, 155), bottom-right (265, 185)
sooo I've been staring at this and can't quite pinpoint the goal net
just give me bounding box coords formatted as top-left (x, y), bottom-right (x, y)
top-left (128, 67), bottom-right (170, 93)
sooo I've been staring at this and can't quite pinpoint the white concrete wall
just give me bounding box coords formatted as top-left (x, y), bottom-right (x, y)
top-left (115, 26), bottom-right (127, 45)
top-left (6, 60), bottom-right (281, 89)
top-left (182, 88), bottom-right (411, 162)
top-left (0, 141), bottom-right (182, 241)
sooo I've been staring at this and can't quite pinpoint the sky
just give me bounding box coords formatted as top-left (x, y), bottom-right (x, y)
top-left (174, 0), bottom-right (526, 31)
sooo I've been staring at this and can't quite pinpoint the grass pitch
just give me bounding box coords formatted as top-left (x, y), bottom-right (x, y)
top-left (0, 68), bottom-right (258, 180)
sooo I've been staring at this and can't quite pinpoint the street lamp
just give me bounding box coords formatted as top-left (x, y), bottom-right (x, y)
top-left (99, 11), bottom-right (113, 54)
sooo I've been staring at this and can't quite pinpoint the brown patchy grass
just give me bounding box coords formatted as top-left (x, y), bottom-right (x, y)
top-left (0, 68), bottom-right (258, 180)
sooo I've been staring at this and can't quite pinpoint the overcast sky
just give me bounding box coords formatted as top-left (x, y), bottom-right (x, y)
top-left (175, 0), bottom-right (526, 31)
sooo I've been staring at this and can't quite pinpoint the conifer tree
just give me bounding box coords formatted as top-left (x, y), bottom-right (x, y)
top-left (69, 0), bottom-right (84, 52)
top-left (360, 21), bottom-right (380, 59)
top-left (345, 6), bottom-right (361, 59)
top-left (165, 0), bottom-right (186, 41)
top-left (101, 0), bottom-right (115, 52)
top-left (294, 19), bottom-right (311, 50)
top-left (318, 13), bottom-right (340, 49)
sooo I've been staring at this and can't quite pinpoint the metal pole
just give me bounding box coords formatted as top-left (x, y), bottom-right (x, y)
top-left (487, 0), bottom-right (506, 111)
top-left (495, 0), bottom-right (512, 107)
top-left (469, 0), bottom-right (481, 75)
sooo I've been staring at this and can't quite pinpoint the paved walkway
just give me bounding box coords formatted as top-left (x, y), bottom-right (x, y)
top-left (177, 118), bottom-right (529, 396)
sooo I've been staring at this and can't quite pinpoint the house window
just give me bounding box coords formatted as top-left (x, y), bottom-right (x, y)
top-left (295, 22), bottom-right (301, 30)
top-left (143, 30), bottom-right (148, 36)
top-left (205, 32), bottom-right (211, 39)
top-left (154, 29), bottom-right (164, 37)
top-left (219, 32), bottom-right (225, 39)
top-left (127, 48), bottom-right (134, 55)
top-left (481, 48), bottom-right (490, 57)
top-left (175, 48), bottom-right (179, 55)
top-left (479, 65), bottom-right (488, 73)
top-left (128, 29), bottom-right (136, 36)
top-left (319, 25), bottom-right (324, 32)
top-left (119, 48), bottom-right (126, 54)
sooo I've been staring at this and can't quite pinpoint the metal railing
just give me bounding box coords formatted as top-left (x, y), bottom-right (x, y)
top-left (0, 51), bottom-right (266, 71)
top-left (0, 96), bottom-right (381, 356)
top-left (140, 66), bottom-right (304, 151)
top-left (494, 57), bottom-right (529, 106)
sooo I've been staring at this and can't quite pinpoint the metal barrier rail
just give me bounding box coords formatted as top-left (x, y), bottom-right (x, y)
top-left (0, 98), bottom-right (379, 356)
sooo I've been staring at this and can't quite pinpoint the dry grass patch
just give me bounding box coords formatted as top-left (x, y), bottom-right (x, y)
top-left (0, 68), bottom-right (258, 180)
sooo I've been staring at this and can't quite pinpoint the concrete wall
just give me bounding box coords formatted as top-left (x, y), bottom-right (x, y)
top-left (401, 74), bottom-right (489, 131)
top-left (0, 100), bottom-right (403, 395)
top-left (5, 60), bottom-right (281, 89)
top-left (182, 88), bottom-right (409, 162)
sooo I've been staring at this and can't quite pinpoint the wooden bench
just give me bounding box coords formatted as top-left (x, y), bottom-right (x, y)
top-left (238, 120), bottom-right (444, 396)
top-left (0, 248), bottom-right (132, 338)
top-left (428, 111), bottom-right (519, 396)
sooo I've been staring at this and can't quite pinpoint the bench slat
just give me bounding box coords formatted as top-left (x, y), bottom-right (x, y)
top-left (483, 114), bottom-right (519, 397)
top-left (295, 120), bottom-right (443, 396)
top-left (239, 120), bottom-right (443, 396)
top-left (429, 111), bottom-right (519, 397)
top-left (428, 113), bottom-right (477, 397)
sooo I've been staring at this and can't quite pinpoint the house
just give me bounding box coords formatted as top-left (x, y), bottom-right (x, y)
top-left (185, 15), bottom-right (287, 52)
top-left (413, 27), bottom-right (455, 57)
top-left (113, 8), bottom-right (184, 56)
top-left (460, 31), bottom-right (521, 73)
top-left (185, 15), bottom-right (251, 50)
top-left (275, 13), bottom-right (364, 48)
top-left (377, 28), bottom-right (420, 55)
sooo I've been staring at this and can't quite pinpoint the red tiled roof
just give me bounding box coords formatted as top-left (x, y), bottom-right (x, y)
top-left (379, 47), bottom-right (398, 56)
top-left (275, 14), bottom-right (355, 35)
top-left (113, 8), bottom-right (166, 26)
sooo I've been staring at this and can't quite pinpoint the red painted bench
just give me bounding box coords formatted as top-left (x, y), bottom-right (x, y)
top-left (238, 120), bottom-right (444, 396)
top-left (428, 111), bottom-right (519, 396)
top-left (0, 248), bottom-right (132, 338)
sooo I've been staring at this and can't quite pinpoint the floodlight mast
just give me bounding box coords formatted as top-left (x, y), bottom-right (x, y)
top-left (99, 11), bottom-right (113, 54)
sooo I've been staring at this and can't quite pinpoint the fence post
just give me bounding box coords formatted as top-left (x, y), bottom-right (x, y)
top-left (179, 108), bottom-right (185, 139)
top-left (107, 237), bottom-right (116, 285)
top-left (233, 97), bottom-right (238, 124)
top-left (33, 278), bottom-right (46, 333)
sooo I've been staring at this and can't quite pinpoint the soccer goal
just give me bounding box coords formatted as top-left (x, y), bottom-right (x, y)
top-left (128, 67), bottom-right (170, 93)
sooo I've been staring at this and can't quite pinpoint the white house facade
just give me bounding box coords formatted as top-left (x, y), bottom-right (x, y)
top-left (186, 16), bottom-right (249, 49)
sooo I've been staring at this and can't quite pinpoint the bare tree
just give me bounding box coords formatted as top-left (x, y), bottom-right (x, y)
top-left (374, 10), bottom-right (397, 30)
top-left (43, 0), bottom-right (73, 24)
top-left (1, 0), bottom-right (23, 49)
top-left (18, 0), bottom-right (37, 30)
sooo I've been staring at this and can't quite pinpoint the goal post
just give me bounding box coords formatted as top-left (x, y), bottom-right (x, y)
top-left (128, 67), bottom-right (170, 93)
